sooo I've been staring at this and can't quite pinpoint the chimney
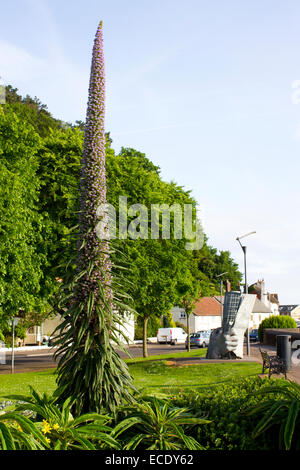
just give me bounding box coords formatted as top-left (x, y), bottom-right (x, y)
top-left (260, 279), bottom-right (268, 306)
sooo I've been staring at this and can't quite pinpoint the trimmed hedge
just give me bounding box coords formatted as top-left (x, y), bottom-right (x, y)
top-left (258, 315), bottom-right (297, 343)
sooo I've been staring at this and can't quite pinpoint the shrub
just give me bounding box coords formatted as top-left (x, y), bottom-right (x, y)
top-left (15, 324), bottom-right (26, 341)
top-left (168, 377), bottom-right (281, 450)
top-left (134, 316), bottom-right (161, 340)
top-left (112, 396), bottom-right (209, 450)
top-left (258, 315), bottom-right (297, 343)
top-left (2, 388), bottom-right (209, 450)
top-left (1, 387), bottom-right (120, 450)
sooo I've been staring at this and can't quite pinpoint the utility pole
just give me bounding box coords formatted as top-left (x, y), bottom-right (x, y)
top-left (236, 231), bottom-right (256, 356)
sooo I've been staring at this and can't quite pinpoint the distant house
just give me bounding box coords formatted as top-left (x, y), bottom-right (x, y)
top-left (279, 305), bottom-right (300, 322)
top-left (213, 295), bottom-right (272, 330)
top-left (248, 279), bottom-right (280, 316)
top-left (171, 297), bottom-right (223, 332)
top-left (23, 312), bottom-right (135, 346)
top-left (171, 291), bottom-right (273, 333)
top-left (23, 316), bottom-right (62, 346)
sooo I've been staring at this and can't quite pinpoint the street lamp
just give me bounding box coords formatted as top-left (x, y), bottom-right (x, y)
top-left (216, 272), bottom-right (228, 321)
top-left (8, 317), bottom-right (19, 374)
top-left (236, 231), bottom-right (256, 356)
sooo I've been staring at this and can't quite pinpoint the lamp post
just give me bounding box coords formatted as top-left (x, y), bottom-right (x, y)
top-left (236, 231), bottom-right (256, 356)
top-left (9, 317), bottom-right (19, 374)
top-left (216, 272), bottom-right (228, 322)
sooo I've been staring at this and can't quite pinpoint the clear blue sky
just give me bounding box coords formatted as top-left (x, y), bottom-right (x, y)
top-left (1, 0), bottom-right (300, 303)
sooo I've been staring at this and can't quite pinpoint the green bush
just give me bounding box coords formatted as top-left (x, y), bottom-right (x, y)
top-left (258, 315), bottom-right (297, 343)
top-left (112, 396), bottom-right (209, 450)
top-left (0, 388), bottom-right (120, 450)
top-left (3, 388), bottom-right (208, 450)
top-left (1, 322), bottom-right (27, 347)
top-left (15, 324), bottom-right (27, 341)
top-left (2, 379), bottom-right (294, 450)
top-left (168, 377), bottom-right (281, 450)
top-left (134, 316), bottom-right (161, 340)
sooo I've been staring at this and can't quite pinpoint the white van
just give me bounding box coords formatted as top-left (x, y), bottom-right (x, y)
top-left (157, 328), bottom-right (187, 345)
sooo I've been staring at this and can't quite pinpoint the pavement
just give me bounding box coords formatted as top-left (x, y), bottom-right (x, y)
top-left (1, 341), bottom-right (300, 384)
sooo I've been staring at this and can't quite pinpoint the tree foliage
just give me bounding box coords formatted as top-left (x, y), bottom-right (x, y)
top-left (4, 85), bottom-right (65, 137)
top-left (0, 83), bottom-right (242, 357)
top-left (0, 108), bottom-right (45, 321)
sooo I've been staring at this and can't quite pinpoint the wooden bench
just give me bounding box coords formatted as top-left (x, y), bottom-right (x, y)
top-left (259, 348), bottom-right (287, 379)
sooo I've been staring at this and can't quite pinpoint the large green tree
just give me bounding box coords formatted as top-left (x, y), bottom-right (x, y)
top-left (193, 237), bottom-right (242, 294)
top-left (0, 79), bottom-right (242, 360)
top-left (4, 85), bottom-right (64, 137)
top-left (0, 108), bottom-right (45, 320)
top-left (107, 147), bottom-right (199, 357)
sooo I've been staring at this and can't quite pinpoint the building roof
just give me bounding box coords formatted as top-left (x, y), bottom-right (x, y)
top-left (279, 305), bottom-right (299, 313)
top-left (193, 297), bottom-right (222, 316)
top-left (252, 297), bottom-right (272, 313)
top-left (193, 295), bottom-right (272, 317)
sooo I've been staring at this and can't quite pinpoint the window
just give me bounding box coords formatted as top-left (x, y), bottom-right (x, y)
top-left (180, 311), bottom-right (186, 319)
top-left (27, 327), bottom-right (35, 334)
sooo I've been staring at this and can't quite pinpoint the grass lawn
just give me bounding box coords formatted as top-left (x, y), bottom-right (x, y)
top-left (0, 369), bottom-right (57, 400)
top-left (0, 355), bottom-right (262, 400)
top-left (125, 348), bottom-right (208, 363)
top-left (130, 360), bottom-right (262, 396)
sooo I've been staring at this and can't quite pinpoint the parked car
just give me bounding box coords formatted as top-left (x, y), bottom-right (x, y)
top-left (249, 329), bottom-right (259, 342)
top-left (185, 331), bottom-right (210, 349)
top-left (157, 328), bottom-right (187, 345)
top-left (197, 329), bottom-right (211, 336)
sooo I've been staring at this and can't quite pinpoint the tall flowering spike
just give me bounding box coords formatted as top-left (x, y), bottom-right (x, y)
top-left (55, 22), bottom-right (134, 416)
top-left (78, 21), bottom-right (112, 307)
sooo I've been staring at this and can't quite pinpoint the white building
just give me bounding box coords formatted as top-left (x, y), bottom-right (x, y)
top-left (23, 312), bottom-right (135, 346)
top-left (249, 279), bottom-right (280, 316)
top-left (171, 297), bottom-right (222, 332)
top-left (116, 312), bottom-right (135, 344)
top-left (279, 305), bottom-right (300, 322)
top-left (172, 292), bottom-right (274, 333)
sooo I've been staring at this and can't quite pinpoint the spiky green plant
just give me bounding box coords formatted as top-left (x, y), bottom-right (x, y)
top-left (246, 380), bottom-right (300, 450)
top-left (53, 21), bottom-right (134, 415)
top-left (0, 412), bottom-right (49, 450)
top-left (4, 387), bottom-right (120, 450)
top-left (111, 397), bottom-right (210, 450)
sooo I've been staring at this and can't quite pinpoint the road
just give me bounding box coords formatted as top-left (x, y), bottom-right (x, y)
top-left (0, 343), bottom-right (190, 374)
top-left (1, 342), bottom-right (300, 384)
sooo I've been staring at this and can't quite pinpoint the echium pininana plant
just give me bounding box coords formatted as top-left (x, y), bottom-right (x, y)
top-left (54, 21), bottom-right (134, 416)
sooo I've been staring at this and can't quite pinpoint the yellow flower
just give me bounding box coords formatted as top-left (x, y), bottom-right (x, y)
top-left (52, 423), bottom-right (59, 430)
top-left (45, 437), bottom-right (51, 444)
top-left (42, 420), bottom-right (51, 435)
